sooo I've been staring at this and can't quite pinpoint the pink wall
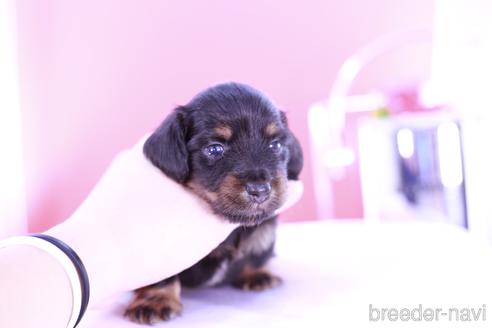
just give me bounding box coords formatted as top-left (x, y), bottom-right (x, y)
top-left (16, 0), bottom-right (434, 231)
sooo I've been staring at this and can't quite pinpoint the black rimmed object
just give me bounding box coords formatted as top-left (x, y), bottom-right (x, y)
top-left (31, 234), bottom-right (90, 327)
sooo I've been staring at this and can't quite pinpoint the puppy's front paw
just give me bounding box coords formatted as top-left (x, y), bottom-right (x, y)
top-left (125, 277), bottom-right (182, 325)
top-left (125, 295), bottom-right (182, 325)
top-left (232, 268), bottom-right (282, 291)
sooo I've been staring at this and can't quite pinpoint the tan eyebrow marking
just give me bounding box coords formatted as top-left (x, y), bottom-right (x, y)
top-left (214, 125), bottom-right (233, 140)
top-left (265, 122), bottom-right (279, 136)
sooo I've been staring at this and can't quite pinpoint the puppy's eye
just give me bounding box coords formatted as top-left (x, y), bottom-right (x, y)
top-left (269, 140), bottom-right (282, 152)
top-left (205, 144), bottom-right (224, 158)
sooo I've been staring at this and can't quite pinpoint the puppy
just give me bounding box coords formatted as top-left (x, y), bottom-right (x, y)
top-left (125, 82), bottom-right (303, 324)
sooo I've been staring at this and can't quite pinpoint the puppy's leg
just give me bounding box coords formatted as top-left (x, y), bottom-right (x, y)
top-left (232, 266), bottom-right (282, 291)
top-left (125, 276), bottom-right (182, 325)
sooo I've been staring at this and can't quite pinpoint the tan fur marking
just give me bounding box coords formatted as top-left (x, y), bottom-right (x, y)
top-left (239, 221), bottom-right (276, 255)
top-left (214, 125), bottom-right (233, 140)
top-left (270, 171), bottom-right (288, 206)
top-left (136, 279), bottom-right (181, 300)
top-left (219, 175), bottom-right (244, 196)
top-left (187, 179), bottom-right (218, 203)
top-left (234, 266), bottom-right (282, 291)
top-left (126, 279), bottom-right (183, 324)
top-left (265, 122), bottom-right (279, 136)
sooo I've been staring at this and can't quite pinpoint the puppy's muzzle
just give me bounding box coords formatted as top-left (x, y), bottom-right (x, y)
top-left (245, 182), bottom-right (271, 204)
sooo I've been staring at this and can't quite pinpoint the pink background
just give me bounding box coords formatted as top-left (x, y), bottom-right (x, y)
top-left (15, 0), bottom-right (434, 232)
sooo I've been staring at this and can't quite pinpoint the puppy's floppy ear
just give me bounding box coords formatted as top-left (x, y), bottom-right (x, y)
top-left (144, 107), bottom-right (189, 183)
top-left (280, 111), bottom-right (303, 180)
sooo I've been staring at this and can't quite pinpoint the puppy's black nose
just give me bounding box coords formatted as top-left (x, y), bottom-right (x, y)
top-left (245, 183), bottom-right (271, 204)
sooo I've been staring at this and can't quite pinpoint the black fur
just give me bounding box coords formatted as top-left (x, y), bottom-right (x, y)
top-left (144, 108), bottom-right (189, 183)
top-left (141, 82), bottom-right (302, 299)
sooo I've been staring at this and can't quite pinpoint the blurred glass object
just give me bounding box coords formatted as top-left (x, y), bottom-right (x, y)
top-left (358, 112), bottom-right (467, 227)
top-left (309, 26), bottom-right (471, 228)
top-left (308, 28), bottom-right (434, 220)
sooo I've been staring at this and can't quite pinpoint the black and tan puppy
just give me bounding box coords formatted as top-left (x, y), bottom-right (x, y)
top-left (125, 82), bottom-right (303, 324)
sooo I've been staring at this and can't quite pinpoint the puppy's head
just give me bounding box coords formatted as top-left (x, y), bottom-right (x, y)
top-left (144, 82), bottom-right (303, 225)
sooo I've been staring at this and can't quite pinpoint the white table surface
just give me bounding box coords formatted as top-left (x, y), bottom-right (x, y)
top-left (80, 220), bottom-right (492, 328)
